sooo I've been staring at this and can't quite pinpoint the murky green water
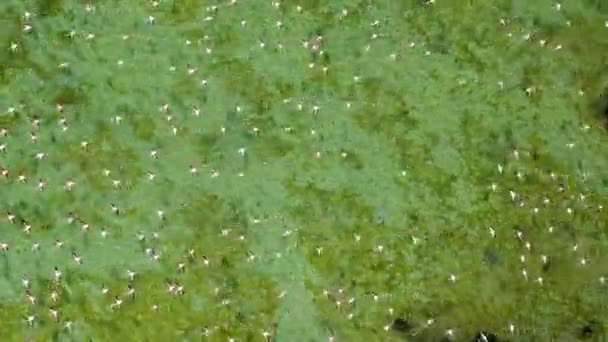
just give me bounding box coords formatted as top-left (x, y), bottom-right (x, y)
top-left (1, 0), bottom-right (607, 341)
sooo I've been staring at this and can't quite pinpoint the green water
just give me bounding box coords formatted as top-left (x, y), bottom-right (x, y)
top-left (0, 0), bottom-right (607, 341)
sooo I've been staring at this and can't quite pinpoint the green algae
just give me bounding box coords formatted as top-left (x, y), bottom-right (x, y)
top-left (0, 0), bottom-right (607, 341)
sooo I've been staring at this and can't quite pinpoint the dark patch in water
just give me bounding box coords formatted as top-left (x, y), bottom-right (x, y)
top-left (591, 87), bottom-right (608, 130)
top-left (483, 247), bottom-right (500, 265)
top-left (221, 256), bottom-right (231, 268)
top-left (541, 257), bottom-right (552, 273)
top-left (54, 85), bottom-right (87, 107)
top-left (37, 0), bottom-right (64, 17)
top-left (579, 320), bottom-right (601, 339)
top-left (471, 331), bottom-right (499, 342)
top-left (391, 318), bottom-right (414, 333)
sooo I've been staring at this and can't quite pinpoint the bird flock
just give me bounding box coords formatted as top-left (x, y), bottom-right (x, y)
top-left (1, 0), bottom-right (607, 340)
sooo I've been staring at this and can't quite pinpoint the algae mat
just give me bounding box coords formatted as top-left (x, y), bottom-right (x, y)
top-left (1, 0), bottom-right (607, 340)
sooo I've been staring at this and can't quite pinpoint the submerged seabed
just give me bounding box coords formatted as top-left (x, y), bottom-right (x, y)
top-left (0, 0), bottom-right (607, 340)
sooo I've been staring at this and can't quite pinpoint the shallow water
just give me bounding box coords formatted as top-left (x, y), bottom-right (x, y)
top-left (0, 0), bottom-right (607, 340)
